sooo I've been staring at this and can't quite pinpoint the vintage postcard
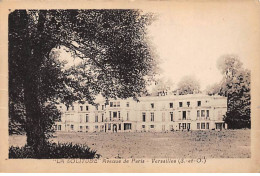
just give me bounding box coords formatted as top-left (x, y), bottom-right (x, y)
top-left (0, 0), bottom-right (260, 173)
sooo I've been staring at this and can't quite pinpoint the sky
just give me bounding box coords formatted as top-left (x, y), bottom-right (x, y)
top-left (146, 2), bottom-right (255, 90)
top-left (58, 3), bottom-right (257, 93)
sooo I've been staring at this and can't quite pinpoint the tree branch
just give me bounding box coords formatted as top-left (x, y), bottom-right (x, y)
top-left (62, 42), bottom-right (107, 73)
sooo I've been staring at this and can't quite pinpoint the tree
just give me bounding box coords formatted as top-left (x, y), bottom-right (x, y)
top-left (205, 83), bottom-right (221, 96)
top-left (150, 77), bottom-right (174, 96)
top-left (216, 55), bottom-right (251, 129)
top-left (175, 75), bottom-right (201, 95)
top-left (9, 10), bottom-right (157, 157)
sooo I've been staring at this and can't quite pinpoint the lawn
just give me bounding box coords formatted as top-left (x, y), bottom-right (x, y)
top-left (9, 130), bottom-right (250, 159)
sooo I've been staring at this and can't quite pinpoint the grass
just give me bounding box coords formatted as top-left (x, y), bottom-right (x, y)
top-left (9, 129), bottom-right (250, 159)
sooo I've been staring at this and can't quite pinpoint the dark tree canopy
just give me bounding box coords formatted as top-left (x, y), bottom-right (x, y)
top-left (206, 55), bottom-right (251, 129)
top-left (9, 10), bottom-right (158, 156)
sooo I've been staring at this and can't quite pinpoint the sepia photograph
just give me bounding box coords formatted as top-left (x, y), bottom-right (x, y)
top-left (1, 0), bottom-right (260, 173)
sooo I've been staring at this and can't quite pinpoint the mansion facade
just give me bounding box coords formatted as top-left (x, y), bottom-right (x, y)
top-left (54, 94), bottom-right (228, 132)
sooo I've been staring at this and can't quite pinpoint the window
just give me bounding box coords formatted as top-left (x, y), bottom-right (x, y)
top-left (201, 110), bottom-right (205, 117)
top-left (60, 106), bottom-right (62, 109)
top-left (124, 123), bottom-right (132, 130)
top-left (108, 124), bottom-right (111, 130)
top-left (127, 112), bottom-right (129, 121)
top-left (86, 114), bottom-right (89, 122)
top-left (179, 102), bottom-right (183, 107)
top-left (142, 112), bottom-right (146, 122)
top-left (187, 123), bottom-right (190, 130)
top-left (102, 114), bottom-right (104, 122)
top-left (187, 101), bottom-right (190, 107)
top-left (142, 125), bottom-right (145, 128)
top-left (96, 106), bottom-right (98, 110)
top-left (80, 126), bottom-right (83, 131)
top-left (197, 110), bottom-right (200, 118)
top-left (109, 111), bottom-right (112, 121)
top-left (119, 124), bottom-right (121, 130)
top-left (110, 102), bottom-right (113, 107)
top-left (182, 123), bottom-right (186, 129)
top-left (117, 102), bottom-right (120, 107)
top-left (118, 111), bottom-right (121, 120)
top-left (95, 125), bottom-right (98, 129)
top-left (126, 102), bottom-right (129, 107)
top-left (182, 111), bottom-right (186, 120)
top-left (151, 103), bottom-right (154, 109)
top-left (150, 125), bottom-right (154, 128)
top-left (86, 106), bottom-right (89, 111)
top-left (66, 106), bottom-right (69, 111)
top-left (72, 106), bottom-right (74, 110)
top-left (58, 125), bottom-right (61, 131)
top-left (114, 102), bottom-right (116, 107)
top-left (201, 123), bottom-right (205, 129)
top-left (95, 115), bottom-right (98, 122)
top-left (197, 123), bottom-right (200, 129)
top-left (170, 112), bottom-right (174, 121)
top-left (206, 123), bottom-right (209, 129)
top-left (80, 106), bottom-right (83, 111)
top-left (169, 103), bottom-right (173, 108)
top-left (102, 105), bottom-right (104, 110)
top-left (86, 126), bottom-right (89, 130)
top-left (113, 112), bottom-right (117, 118)
top-left (151, 112), bottom-right (154, 121)
top-left (197, 101), bottom-right (201, 107)
top-left (71, 125), bottom-right (74, 130)
top-left (206, 110), bottom-right (209, 117)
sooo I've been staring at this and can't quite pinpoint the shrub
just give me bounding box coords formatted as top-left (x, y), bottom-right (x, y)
top-left (9, 142), bottom-right (101, 159)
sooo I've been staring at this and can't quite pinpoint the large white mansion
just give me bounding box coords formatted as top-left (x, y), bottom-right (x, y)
top-left (54, 94), bottom-right (227, 132)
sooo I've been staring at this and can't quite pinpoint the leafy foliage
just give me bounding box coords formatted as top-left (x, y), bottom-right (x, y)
top-left (205, 83), bottom-right (221, 96)
top-left (207, 55), bottom-right (251, 129)
top-left (175, 75), bottom-right (201, 95)
top-left (9, 142), bottom-right (100, 159)
top-left (150, 77), bottom-right (173, 96)
top-left (9, 10), bottom-right (157, 155)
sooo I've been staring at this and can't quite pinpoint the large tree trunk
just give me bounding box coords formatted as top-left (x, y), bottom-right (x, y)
top-left (23, 79), bottom-right (46, 156)
top-left (22, 10), bottom-right (49, 157)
